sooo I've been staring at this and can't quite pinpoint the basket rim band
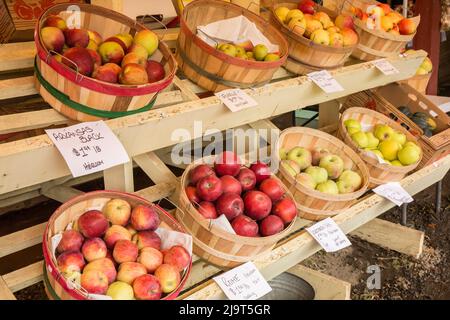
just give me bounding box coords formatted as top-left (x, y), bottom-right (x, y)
top-left (177, 46), bottom-right (270, 89)
top-left (42, 264), bottom-right (61, 300)
top-left (35, 59), bottom-right (156, 119)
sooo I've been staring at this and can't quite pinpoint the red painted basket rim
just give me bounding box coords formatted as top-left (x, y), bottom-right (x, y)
top-left (42, 190), bottom-right (192, 300)
top-left (179, 0), bottom-right (288, 70)
top-left (35, 3), bottom-right (177, 97)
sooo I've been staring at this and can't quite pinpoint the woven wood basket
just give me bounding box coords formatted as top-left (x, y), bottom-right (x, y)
top-left (34, 3), bottom-right (177, 122)
top-left (176, 156), bottom-right (297, 268)
top-left (176, 0), bottom-right (288, 92)
top-left (275, 127), bottom-right (370, 221)
top-left (343, 83), bottom-right (450, 168)
top-left (42, 190), bottom-right (192, 300)
top-left (338, 107), bottom-right (422, 187)
top-left (269, 1), bottom-right (358, 72)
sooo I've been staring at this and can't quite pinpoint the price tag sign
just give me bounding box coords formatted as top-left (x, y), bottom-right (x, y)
top-left (373, 182), bottom-right (413, 206)
top-left (306, 218), bottom-right (351, 253)
top-left (373, 59), bottom-right (399, 75)
top-left (307, 70), bottom-right (344, 93)
top-left (215, 88), bottom-right (258, 112)
top-left (213, 262), bottom-right (272, 300)
top-left (46, 121), bottom-right (130, 178)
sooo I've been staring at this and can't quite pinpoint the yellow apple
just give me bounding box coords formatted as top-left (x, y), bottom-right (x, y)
top-left (288, 17), bottom-right (307, 36)
top-left (366, 132), bottom-right (380, 149)
top-left (416, 67), bottom-right (428, 75)
top-left (285, 9), bottom-right (304, 24)
top-left (345, 119), bottom-right (362, 131)
top-left (329, 32), bottom-right (344, 47)
top-left (275, 6), bottom-right (290, 23)
top-left (316, 180), bottom-right (339, 195)
top-left (106, 281), bottom-right (134, 300)
top-left (390, 160), bottom-right (403, 166)
top-left (378, 139), bottom-right (401, 161)
top-left (337, 170), bottom-right (362, 193)
top-left (305, 166), bottom-right (328, 185)
top-left (305, 19), bottom-right (323, 38)
top-left (310, 29), bottom-right (330, 46)
top-left (404, 141), bottom-right (421, 153)
top-left (351, 131), bottom-right (369, 148)
top-left (264, 53), bottom-right (280, 61)
top-left (235, 46), bottom-right (246, 56)
top-left (253, 44), bottom-right (268, 61)
top-left (391, 131), bottom-right (406, 146)
top-left (313, 12), bottom-right (333, 29)
top-left (398, 145), bottom-right (421, 165)
top-left (420, 57), bottom-right (432, 73)
top-left (374, 124), bottom-right (395, 141)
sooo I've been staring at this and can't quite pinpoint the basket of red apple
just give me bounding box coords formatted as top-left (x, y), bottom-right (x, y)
top-left (276, 127), bottom-right (370, 221)
top-left (176, 151), bottom-right (297, 268)
top-left (176, 0), bottom-right (288, 92)
top-left (338, 107), bottom-right (422, 187)
top-left (340, 0), bottom-right (420, 61)
top-left (42, 190), bottom-right (192, 300)
top-left (270, 0), bottom-right (359, 75)
top-left (35, 3), bottom-right (177, 122)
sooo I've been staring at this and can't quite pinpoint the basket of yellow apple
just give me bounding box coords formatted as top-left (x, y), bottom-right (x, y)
top-left (270, 0), bottom-right (359, 74)
top-left (276, 127), bottom-right (370, 221)
top-left (338, 107), bottom-right (423, 187)
top-left (399, 49), bottom-right (432, 94)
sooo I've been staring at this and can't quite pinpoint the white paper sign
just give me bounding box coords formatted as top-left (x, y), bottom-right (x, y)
top-left (373, 182), bottom-right (414, 206)
top-left (373, 59), bottom-right (400, 75)
top-left (306, 218), bottom-right (351, 253)
top-left (214, 261), bottom-right (272, 300)
top-left (215, 89), bottom-right (258, 112)
top-left (210, 214), bottom-right (237, 234)
top-left (307, 70), bottom-right (344, 93)
top-left (46, 121), bottom-right (130, 178)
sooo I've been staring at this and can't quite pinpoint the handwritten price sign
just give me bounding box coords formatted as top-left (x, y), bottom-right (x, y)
top-left (373, 182), bottom-right (413, 206)
top-left (46, 121), bottom-right (130, 178)
top-left (306, 218), bottom-right (351, 253)
top-left (307, 70), bottom-right (344, 93)
top-left (215, 89), bottom-right (258, 112)
top-left (373, 59), bottom-right (400, 75)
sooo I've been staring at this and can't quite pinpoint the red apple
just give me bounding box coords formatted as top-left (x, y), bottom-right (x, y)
top-left (92, 63), bottom-right (122, 84)
top-left (243, 191), bottom-right (272, 221)
top-left (105, 250), bottom-right (117, 267)
top-left (215, 193), bottom-right (244, 221)
top-left (130, 205), bottom-right (160, 231)
top-left (146, 60), bottom-right (166, 83)
top-left (154, 264), bottom-right (181, 294)
top-left (102, 198), bottom-right (131, 226)
top-left (259, 178), bottom-right (285, 202)
top-left (62, 47), bottom-right (95, 76)
top-left (231, 215), bottom-right (259, 237)
top-left (64, 28), bottom-right (89, 48)
top-left (214, 151), bottom-right (241, 177)
top-left (138, 247), bottom-right (163, 273)
top-left (56, 230), bottom-right (84, 253)
top-left (133, 274), bottom-right (162, 300)
top-left (260, 215), bottom-right (284, 237)
top-left (132, 230), bottom-right (161, 250)
top-left (81, 270), bottom-right (109, 295)
top-left (220, 175), bottom-right (242, 195)
top-left (87, 48), bottom-right (101, 69)
top-left (163, 245), bottom-right (191, 272)
top-left (113, 239), bottom-right (138, 263)
top-left (298, 0), bottom-right (315, 15)
top-left (272, 198), bottom-right (297, 224)
top-left (119, 63), bottom-right (149, 85)
top-left (196, 175), bottom-right (223, 202)
top-left (81, 237), bottom-right (107, 262)
top-left (104, 36), bottom-right (128, 52)
top-left (44, 15), bottom-right (67, 31)
top-left (197, 201), bottom-right (218, 219)
top-left (77, 210), bottom-right (109, 238)
top-left (83, 257), bottom-right (117, 284)
top-left (185, 186), bottom-right (200, 204)
top-left (237, 168), bottom-right (257, 192)
top-left (57, 251), bottom-right (85, 275)
top-left (41, 26), bottom-right (65, 53)
top-left (250, 161), bottom-right (271, 183)
top-left (117, 262), bottom-right (147, 284)
top-left (189, 164), bottom-right (215, 185)
top-left (398, 18), bottom-right (416, 35)
top-left (104, 225), bottom-right (132, 249)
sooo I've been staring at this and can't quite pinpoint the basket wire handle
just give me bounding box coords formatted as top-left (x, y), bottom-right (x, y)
top-left (197, 28), bottom-right (219, 48)
top-left (138, 14), bottom-right (168, 41)
top-left (47, 50), bottom-right (84, 83)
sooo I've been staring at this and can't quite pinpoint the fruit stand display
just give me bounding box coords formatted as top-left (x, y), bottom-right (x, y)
top-left (0, 0), bottom-right (449, 300)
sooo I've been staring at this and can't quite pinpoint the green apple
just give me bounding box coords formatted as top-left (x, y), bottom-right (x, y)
top-left (391, 131), bottom-right (406, 146)
top-left (374, 124), bottom-right (395, 141)
top-left (253, 44), bottom-right (268, 61)
top-left (344, 119), bottom-right (361, 131)
top-left (366, 132), bottom-right (380, 149)
top-left (398, 146), bottom-right (421, 165)
top-left (218, 43), bottom-right (237, 57)
top-left (337, 170), bottom-right (362, 193)
top-left (296, 172), bottom-right (317, 189)
top-left (319, 154), bottom-right (344, 180)
top-left (287, 147), bottom-right (312, 170)
top-left (264, 53), bottom-right (280, 61)
top-left (107, 281), bottom-right (134, 300)
top-left (378, 139), bottom-right (401, 161)
top-left (235, 46), bottom-right (246, 56)
top-left (279, 148), bottom-right (288, 160)
top-left (316, 180), bottom-right (339, 195)
top-left (311, 147), bottom-right (331, 166)
top-left (390, 160), bottom-right (403, 166)
top-left (280, 160), bottom-right (301, 177)
top-left (351, 131), bottom-right (369, 148)
top-left (305, 166), bottom-right (328, 185)
top-left (347, 127), bottom-right (360, 135)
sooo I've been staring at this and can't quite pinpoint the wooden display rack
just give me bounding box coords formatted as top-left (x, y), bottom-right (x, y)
top-left (0, 28), bottom-right (448, 300)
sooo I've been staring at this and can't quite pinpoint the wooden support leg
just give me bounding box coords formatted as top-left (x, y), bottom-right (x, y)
top-left (318, 100), bottom-right (340, 128)
top-left (0, 276), bottom-right (16, 300)
top-left (435, 180), bottom-right (442, 214)
top-left (103, 161), bottom-right (135, 192)
top-left (401, 203), bottom-right (408, 226)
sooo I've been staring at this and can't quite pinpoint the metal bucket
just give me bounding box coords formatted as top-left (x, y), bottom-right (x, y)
top-left (260, 272), bottom-right (315, 300)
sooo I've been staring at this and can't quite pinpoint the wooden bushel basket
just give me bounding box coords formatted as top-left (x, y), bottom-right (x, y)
top-left (34, 3), bottom-right (177, 122)
top-left (176, 0), bottom-right (289, 92)
top-left (338, 107), bottom-right (422, 187)
top-left (275, 127), bottom-right (370, 221)
top-left (269, 1), bottom-right (358, 73)
top-left (42, 190), bottom-right (192, 300)
top-left (176, 156), bottom-right (297, 268)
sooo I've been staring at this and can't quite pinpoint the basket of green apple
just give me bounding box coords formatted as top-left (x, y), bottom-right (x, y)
top-left (277, 127), bottom-right (370, 221)
top-left (338, 107), bottom-right (423, 187)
